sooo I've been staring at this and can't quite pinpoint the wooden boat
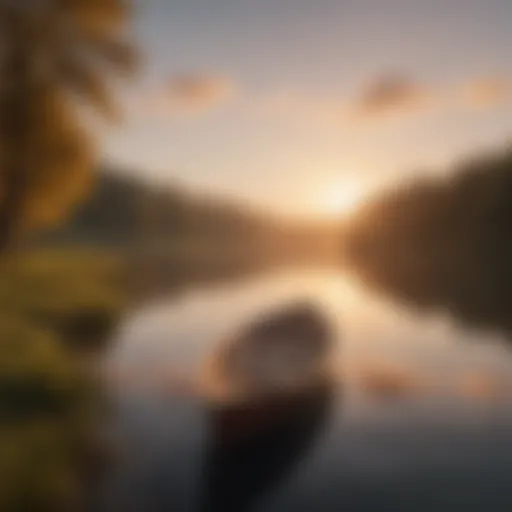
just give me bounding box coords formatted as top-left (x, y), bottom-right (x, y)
top-left (202, 302), bottom-right (336, 444)
top-left (200, 303), bottom-right (336, 511)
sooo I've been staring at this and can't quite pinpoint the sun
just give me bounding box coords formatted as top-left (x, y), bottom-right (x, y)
top-left (323, 183), bottom-right (365, 217)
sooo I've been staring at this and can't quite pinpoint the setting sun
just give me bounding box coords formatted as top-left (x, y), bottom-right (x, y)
top-left (323, 183), bottom-right (366, 217)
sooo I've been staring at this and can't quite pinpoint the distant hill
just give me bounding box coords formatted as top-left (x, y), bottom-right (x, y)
top-left (41, 168), bottom-right (339, 266)
top-left (42, 168), bottom-right (269, 247)
top-left (345, 146), bottom-right (512, 335)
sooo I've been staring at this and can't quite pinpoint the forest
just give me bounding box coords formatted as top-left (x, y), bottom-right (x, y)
top-left (345, 146), bottom-right (512, 335)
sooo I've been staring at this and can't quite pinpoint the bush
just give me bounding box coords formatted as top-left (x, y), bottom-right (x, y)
top-left (0, 249), bottom-right (127, 511)
top-left (0, 319), bottom-right (96, 511)
top-left (0, 249), bottom-right (127, 351)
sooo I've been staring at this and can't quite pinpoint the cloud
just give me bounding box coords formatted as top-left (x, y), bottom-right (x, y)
top-left (150, 74), bottom-right (237, 116)
top-left (351, 73), bottom-right (512, 119)
top-left (353, 75), bottom-right (430, 119)
top-left (257, 73), bottom-right (512, 128)
top-left (461, 77), bottom-right (512, 109)
top-left (254, 75), bottom-right (432, 127)
top-left (143, 71), bottom-right (511, 124)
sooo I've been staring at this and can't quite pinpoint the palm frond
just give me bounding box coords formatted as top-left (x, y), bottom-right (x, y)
top-left (58, 59), bottom-right (119, 120)
top-left (86, 37), bottom-right (138, 77)
top-left (60, 0), bottom-right (131, 32)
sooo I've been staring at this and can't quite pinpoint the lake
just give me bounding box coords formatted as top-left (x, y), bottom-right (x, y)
top-left (99, 266), bottom-right (512, 512)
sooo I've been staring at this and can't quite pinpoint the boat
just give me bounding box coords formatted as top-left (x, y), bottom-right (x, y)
top-left (202, 301), bottom-right (336, 442)
top-left (200, 302), bottom-right (336, 511)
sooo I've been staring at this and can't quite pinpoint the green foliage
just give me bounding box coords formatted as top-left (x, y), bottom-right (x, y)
top-left (0, 3), bottom-right (136, 508)
top-left (0, 320), bottom-right (83, 419)
top-left (0, 319), bottom-right (98, 512)
top-left (0, 249), bottom-right (127, 511)
top-left (0, 249), bottom-right (127, 350)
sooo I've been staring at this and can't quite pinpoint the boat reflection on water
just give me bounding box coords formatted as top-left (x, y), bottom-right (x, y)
top-left (200, 302), bottom-right (337, 512)
top-left (200, 382), bottom-right (335, 512)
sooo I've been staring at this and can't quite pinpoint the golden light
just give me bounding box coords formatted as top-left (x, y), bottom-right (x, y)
top-left (323, 183), bottom-right (366, 217)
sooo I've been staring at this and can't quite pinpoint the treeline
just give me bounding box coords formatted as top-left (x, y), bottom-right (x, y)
top-left (43, 168), bottom-right (267, 246)
top-left (345, 146), bottom-right (512, 335)
top-left (41, 167), bottom-right (339, 267)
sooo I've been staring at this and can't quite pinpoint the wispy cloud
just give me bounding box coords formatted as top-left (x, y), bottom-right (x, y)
top-left (143, 71), bottom-right (512, 125)
top-left (256, 73), bottom-right (512, 128)
top-left (460, 77), bottom-right (512, 109)
top-left (149, 74), bottom-right (237, 117)
top-left (353, 75), bottom-right (431, 119)
top-left (251, 74), bottom-right (433, 127)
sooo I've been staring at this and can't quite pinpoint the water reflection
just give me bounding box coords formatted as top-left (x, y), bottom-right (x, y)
top-left (347, 250), bottom-right (512, 339)
top-left (344, 151), bottom-right (512, 339)
top-left (102, 268), bottom-right (512, 512)
top-left (200, 383), bottom-right (335, 512)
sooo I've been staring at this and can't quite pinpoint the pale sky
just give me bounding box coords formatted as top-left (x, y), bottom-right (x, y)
top-left (105, 0), bottom-right (512, 218)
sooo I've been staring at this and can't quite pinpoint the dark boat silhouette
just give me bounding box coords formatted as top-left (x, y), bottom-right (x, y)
top-left (201, 382), bottom-right (334, 512)
top-left (200, 302), bottom-right (336, 511)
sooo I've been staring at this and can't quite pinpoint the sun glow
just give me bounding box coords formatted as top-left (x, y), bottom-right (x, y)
top-left (323, 183), bottom-right (366, 217)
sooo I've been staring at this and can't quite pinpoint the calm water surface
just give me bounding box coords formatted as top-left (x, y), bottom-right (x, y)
top-left (101, 267), bottom-right (512, 512)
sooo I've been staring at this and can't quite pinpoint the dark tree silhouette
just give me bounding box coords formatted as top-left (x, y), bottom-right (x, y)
top-left (345, 146), bottom-right (512, 337)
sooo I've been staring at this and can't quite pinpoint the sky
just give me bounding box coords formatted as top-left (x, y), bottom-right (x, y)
top-left (105, 0), bottom-right (512, 218)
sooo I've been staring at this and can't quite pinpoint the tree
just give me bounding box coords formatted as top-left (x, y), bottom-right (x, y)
top-left (0, 0), bottom-right (137, 249)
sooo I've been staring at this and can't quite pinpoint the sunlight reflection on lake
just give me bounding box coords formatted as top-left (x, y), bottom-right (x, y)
top-left (100, 268), bottom-right (512, 512)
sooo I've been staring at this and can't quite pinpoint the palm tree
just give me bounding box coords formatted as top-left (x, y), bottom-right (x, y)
top-left (0, 0), bottom-right (137, 249)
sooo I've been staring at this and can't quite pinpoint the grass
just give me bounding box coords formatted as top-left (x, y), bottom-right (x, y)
top-left (0, 248), bottom-right (127, 351)
top-left (0, 248), bottom-right (128, 511)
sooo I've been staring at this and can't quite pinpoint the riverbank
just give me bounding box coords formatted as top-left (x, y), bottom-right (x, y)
top-left (0, 248), bottom-right (128, 511)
